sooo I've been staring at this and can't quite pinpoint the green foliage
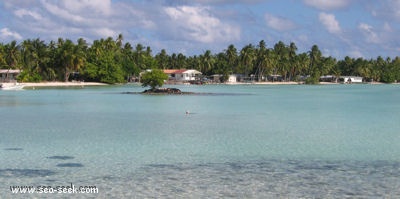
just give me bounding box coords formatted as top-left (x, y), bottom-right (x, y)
top-left (0, 35), bottom-right (399, 84)
top-left (17, 70), bottom-right (42, 82)
top-left (140, 69), bottom-right (168, 90)
top-left (305, 75), bottom-right (320, 84)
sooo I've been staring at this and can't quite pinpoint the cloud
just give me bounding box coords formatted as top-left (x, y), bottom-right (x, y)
top-left (319, 12), bottom-right (341, 34)
top-left (358, 23), bottom-right (379, 44)
top-left (61, 0), bottom-right (112, 16)
top-left (303, 0), bottom-right (351, 10)
top-left (164, 0), bottom-right (263, 5)
top-left (14, 9), bottom-right (43, 21)
top-left (348, 49), bottom-right (363, 58)
top-left (0, 28), bottom-right (23, 40)
top-left (163, 5), bottom-right (240, 43)
top-left (264, 13), bottom-right (296, 31)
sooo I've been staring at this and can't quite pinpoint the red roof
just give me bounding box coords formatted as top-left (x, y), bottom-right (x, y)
top-left (163, 69), bottom-right (187, 74)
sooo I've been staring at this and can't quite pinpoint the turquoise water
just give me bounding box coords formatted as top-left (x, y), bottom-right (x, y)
top-left (1, 84), bottom-right (400, 198)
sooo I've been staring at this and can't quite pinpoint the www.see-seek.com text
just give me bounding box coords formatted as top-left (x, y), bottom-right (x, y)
top-left (10, 183), bottom-right (98, 194)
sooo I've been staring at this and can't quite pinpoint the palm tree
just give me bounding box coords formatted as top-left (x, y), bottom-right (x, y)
top-left (201, 50), bottom-right (213, 75)
top-left (134, 44), bottom-right (146, 70)
top-left (4, 40), bottom-right (21, 69)
top-left (225, 44), bottom-right (237, 73)
top-left (116, 33), bottom-right (124, 48)
top-left (274, 41), bottom-right (289, 81)
top-left (240, 44), bottom-right (255, 79)
top-left (309, 44), bottom-right (322, 76)
top-left (255, 40), bottom-right (268, 81)
top-left (57, 39), bottom-right (85, 82)
top-left (155, 49), bottom-right (168, 69)
top-left (288, 42), bottom-right (297, 81)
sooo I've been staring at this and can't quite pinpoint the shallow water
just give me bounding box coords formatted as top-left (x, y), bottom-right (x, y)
top-left (1, 84), bottom-right (400, 198)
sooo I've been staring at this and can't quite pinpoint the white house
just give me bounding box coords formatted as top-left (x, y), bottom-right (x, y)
top-left (163, 69), bottom-right (202, 81)
top-left (0, 69), bottom-right (21, 82)
top-left (341, 76), bottom-right (363, 83)
top-left (228, 75), bottom-right (237, 83)
top-left (211, 74), bottom-right (237, 83)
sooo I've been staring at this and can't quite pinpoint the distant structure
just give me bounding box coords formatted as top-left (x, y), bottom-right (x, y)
top-left (0, 69), bottom-right (21, 83)
top-left (163, 69), bottom-right (202, 84)
top-left (341, 76), bottom-right (363, 83)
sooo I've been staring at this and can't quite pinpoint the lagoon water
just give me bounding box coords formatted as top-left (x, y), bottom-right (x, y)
top-left (1, 84), bottom-right (400, 198)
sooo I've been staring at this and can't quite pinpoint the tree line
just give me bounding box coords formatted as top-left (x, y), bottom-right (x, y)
top-left (1, 34), bottom-right (399, 84)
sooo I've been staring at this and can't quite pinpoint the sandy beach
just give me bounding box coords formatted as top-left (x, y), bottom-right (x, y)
top-left (225, 81), bottom-right (302, 85)
top-left (21, 81), bottom-right (108, 88)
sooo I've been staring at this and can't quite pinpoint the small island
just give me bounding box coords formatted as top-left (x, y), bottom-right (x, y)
top-left (140, 69), bottom-right (193, 95)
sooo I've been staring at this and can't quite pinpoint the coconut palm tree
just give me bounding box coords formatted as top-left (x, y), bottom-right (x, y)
top-left (288, 42), bottom-right (297, 81)
top-left (225, 44), bottom-right (238, 73)
top-left (240, 44), bottom-right (255, 79)
top-left (200, 50), bottom-right (214, 75)
top-left (4, 40), bottom-right (21, 69)
top-left (57, 39), bottom-right (85, 82)
top-left (155, 49), bottom-right (168, 69)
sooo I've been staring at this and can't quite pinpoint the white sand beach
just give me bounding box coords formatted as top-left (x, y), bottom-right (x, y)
top-left (225, 81), bottom-right (301, 85)
top-left (21, 81), bottom-right (108, 87)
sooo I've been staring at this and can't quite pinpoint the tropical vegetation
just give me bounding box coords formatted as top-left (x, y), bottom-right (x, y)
top-left (1, 34), bottom-right (399, 84)
top-left (140, 69), bottom-right (168, 91)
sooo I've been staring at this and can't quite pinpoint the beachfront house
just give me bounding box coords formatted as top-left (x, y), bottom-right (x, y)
top-left (211, 74), bottom-right (238, 83)
top-left (163, 69), bottom-right (202, 82)
top-left (320, 75), bottom-right (338, 83)
top-left (0, 69), bottom-right (21, 82)
top-left (341, 76), bottom-right (363, 83)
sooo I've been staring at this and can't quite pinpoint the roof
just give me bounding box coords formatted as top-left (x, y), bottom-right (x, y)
top-left (163, 69), bottom-right (201, 75)
top-left (0, 69), bottom-right (21, 74)
top-left (163, 69), bottom-right (187, 74)
top-left (182, 69), bottom-right (202, 74)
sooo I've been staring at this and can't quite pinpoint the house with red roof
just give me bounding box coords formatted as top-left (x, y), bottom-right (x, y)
top-left (163, 69), bottom-right (202, 82)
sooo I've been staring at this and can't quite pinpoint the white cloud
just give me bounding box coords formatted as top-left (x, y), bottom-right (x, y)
top-left (349, 49), bottom-right (363, 58)
top-left (14, 9), bottom-right (43, 21)
top-left (0, 28), bottom-right (23, 40)
top-left (164, 6), bottom-right (240, 43)
top-left (92, 28), bottom-right (118, 38)
top-left (358, 23), bottom-right (379, 44)
top-left (265, 13), bottom-right (296, 31)
top-left (61, 0), bottom-right (112, 15)
top-left (303, 0), bottom-right (350, 10)
top-left (41, 0), bottom-right (85, 23)
top-left (383, 22), bottom-right (392, 32)
top-left (319, 12), bottom-right (341, 34)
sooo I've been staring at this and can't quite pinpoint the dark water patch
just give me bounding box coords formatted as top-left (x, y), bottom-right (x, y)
top-left (100, 175), bottom-right (116, 181)
top-left (4, 148), bottom-right (23, 151)
top-left (0, 169), bottom-right (56, 178)
top-left (47, 155), bottom-right (75, 160)
top-left (145, 164), bottom-right (183, 171)
top-left (56, 163), bottom-right (84, 168)
top-left (131, 160), bottom-right (400, 198)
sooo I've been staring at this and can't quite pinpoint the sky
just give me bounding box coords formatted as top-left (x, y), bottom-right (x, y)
top-left (0, 0), bottom-right (399, 59)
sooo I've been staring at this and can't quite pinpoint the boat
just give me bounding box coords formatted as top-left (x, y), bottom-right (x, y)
top-left (0, 82), bottom-right (25, 90)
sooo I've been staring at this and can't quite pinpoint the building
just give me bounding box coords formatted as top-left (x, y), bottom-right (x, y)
top-left (210, 74), bottom-right (238, 83)
top-left (0, 69), bottom-right (21, 82)
top-left (163, 69), bottom-right (202, 81)
top-left (341, 76), bottom-right (363, 83)
top-left (320, 75), bottom-right (338, 82)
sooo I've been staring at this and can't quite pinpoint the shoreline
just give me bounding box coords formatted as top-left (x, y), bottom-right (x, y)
top-left (21, 81), bottom-right (108, 88)
top-left (5, 81), bottom-right (392, 88)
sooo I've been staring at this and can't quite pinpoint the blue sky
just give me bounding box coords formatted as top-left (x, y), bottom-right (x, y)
top-left (0, 0), bottom-right (399, 59)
